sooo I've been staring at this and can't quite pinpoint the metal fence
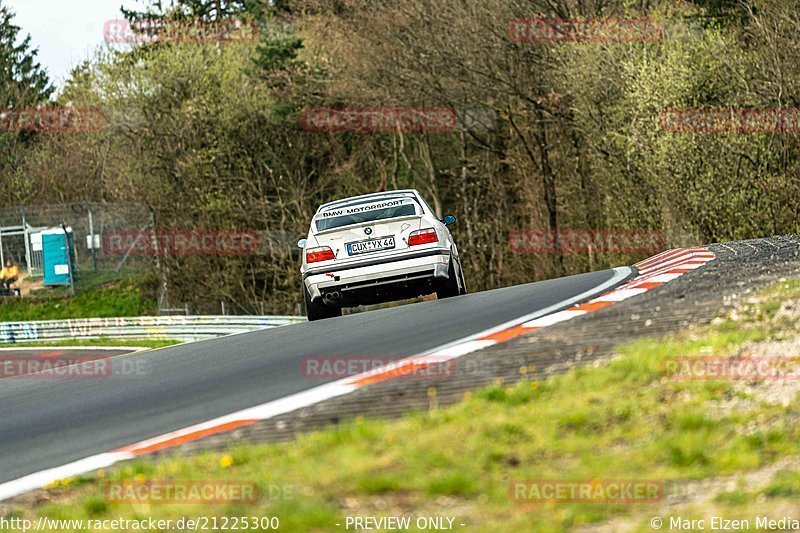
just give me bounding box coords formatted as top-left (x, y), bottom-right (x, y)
top-left (0, 202), bottom-right (154, 278)
top-left (0, 201), bottom-right (302, 314)
top-left (0, 315), bottom-right (306, 344)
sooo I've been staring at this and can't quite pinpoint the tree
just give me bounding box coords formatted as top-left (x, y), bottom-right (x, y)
top-left (0, 2), bottom-right (53, 205)
top-left (121, 0), bottom-right (261, 23)
top-left (0, 2), bottom-right (52, 108)
top-left (15, 0), bottom-right (800, 311)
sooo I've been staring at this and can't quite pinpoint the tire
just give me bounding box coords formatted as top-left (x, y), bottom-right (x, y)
top-left (436, 259), bottom-right (461, 300)
top-left (304, 285), bottom-right (342, 321)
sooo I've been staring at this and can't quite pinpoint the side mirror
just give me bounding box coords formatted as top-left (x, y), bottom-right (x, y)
top-left (443, 215), bottom-right (457, 226)
top-left (297, 238), bottom-right (307, 249)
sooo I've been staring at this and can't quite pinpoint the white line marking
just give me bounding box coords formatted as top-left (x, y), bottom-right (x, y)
top-left (523, 310), bottom-right (588, 328)
top-left (424, 340), bottom-right (497, 358)
top-left (593, 288), bottom-right (649, 302)
top-left (637, 252), bottom-right (712, 275)
top-left (632, 272), bottom-right (683, 284)
top-left (420, 267), bottom-right (634, 352)
top-left (0, 452), bottom-right (133, 502)
top-left (0, 347), bottom-right (147, 351)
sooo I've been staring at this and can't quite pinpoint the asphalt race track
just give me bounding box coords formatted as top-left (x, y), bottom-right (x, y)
top-left (0, 268), bottom-right (632, 486)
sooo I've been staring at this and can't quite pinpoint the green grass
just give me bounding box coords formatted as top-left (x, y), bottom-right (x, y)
top-left (0, 338), bottom-right (180, 349)
top-left (653, 467), bottom-right (800, 532)
top-left (6, 278), bottom-right (800, 531)
top-left (0, 272), bottom-right (158, 321)
top-left (762, 470), bottom-right (800, 498)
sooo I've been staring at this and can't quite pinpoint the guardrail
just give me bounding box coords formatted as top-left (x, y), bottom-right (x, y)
top-left (0, 315), bottom-right (307, 344)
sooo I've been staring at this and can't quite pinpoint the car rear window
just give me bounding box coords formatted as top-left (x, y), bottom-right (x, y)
top-left (315, 203), bottom-right (418, 232)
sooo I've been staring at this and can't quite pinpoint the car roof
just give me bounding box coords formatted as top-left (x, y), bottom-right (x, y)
top-left (316, 189), bottom-right (421, 214)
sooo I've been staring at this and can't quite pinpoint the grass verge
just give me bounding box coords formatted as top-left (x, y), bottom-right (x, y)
top-left (6, 280), bottom-right (800, 532)
top-left (0, 272), bottom-right (158, 322)
top-left (0, 338), bottom-right (181, 349)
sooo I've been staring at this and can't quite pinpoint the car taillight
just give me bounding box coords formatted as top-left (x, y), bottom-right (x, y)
top-left (408, 228), bottom-right (438, 246)
top-left (306, 246), bottom-right (335, 263)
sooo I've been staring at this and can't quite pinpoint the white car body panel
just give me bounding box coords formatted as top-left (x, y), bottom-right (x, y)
top-left (300, 190), bottom-right (464, 309)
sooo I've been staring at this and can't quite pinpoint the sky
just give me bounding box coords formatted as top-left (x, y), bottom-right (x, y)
top-left (6, 0), bottom-right (142, 89)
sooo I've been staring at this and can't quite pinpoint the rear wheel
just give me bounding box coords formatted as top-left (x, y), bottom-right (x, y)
top-left (436, 259), bottom-right (461, 300)
top-left (304, 285), bottom-right (342, 321)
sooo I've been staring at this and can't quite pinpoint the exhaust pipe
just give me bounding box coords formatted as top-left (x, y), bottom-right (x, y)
top-left (325, 291), bottom-right (341, 303)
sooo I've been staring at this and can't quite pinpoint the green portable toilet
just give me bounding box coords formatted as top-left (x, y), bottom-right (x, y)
top-left (41, 227), bottom-right (75, 286)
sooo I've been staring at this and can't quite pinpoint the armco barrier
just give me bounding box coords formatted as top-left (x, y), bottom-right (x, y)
top-left (0, 315), bottom-right (307, 344)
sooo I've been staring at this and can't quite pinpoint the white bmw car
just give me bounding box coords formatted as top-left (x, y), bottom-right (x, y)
top-left (298, 189), bottom-right (467, 320)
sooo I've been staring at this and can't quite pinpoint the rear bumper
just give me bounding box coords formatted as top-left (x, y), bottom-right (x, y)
top-left (303, 248), bottom-right (451, 302)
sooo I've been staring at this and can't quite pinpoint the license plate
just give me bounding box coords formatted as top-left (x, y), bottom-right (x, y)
top-left (347, 237), bottom-right (395, 256)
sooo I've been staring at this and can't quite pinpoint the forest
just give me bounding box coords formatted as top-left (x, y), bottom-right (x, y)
top-left (2, 0), bottom-right (799, 313)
